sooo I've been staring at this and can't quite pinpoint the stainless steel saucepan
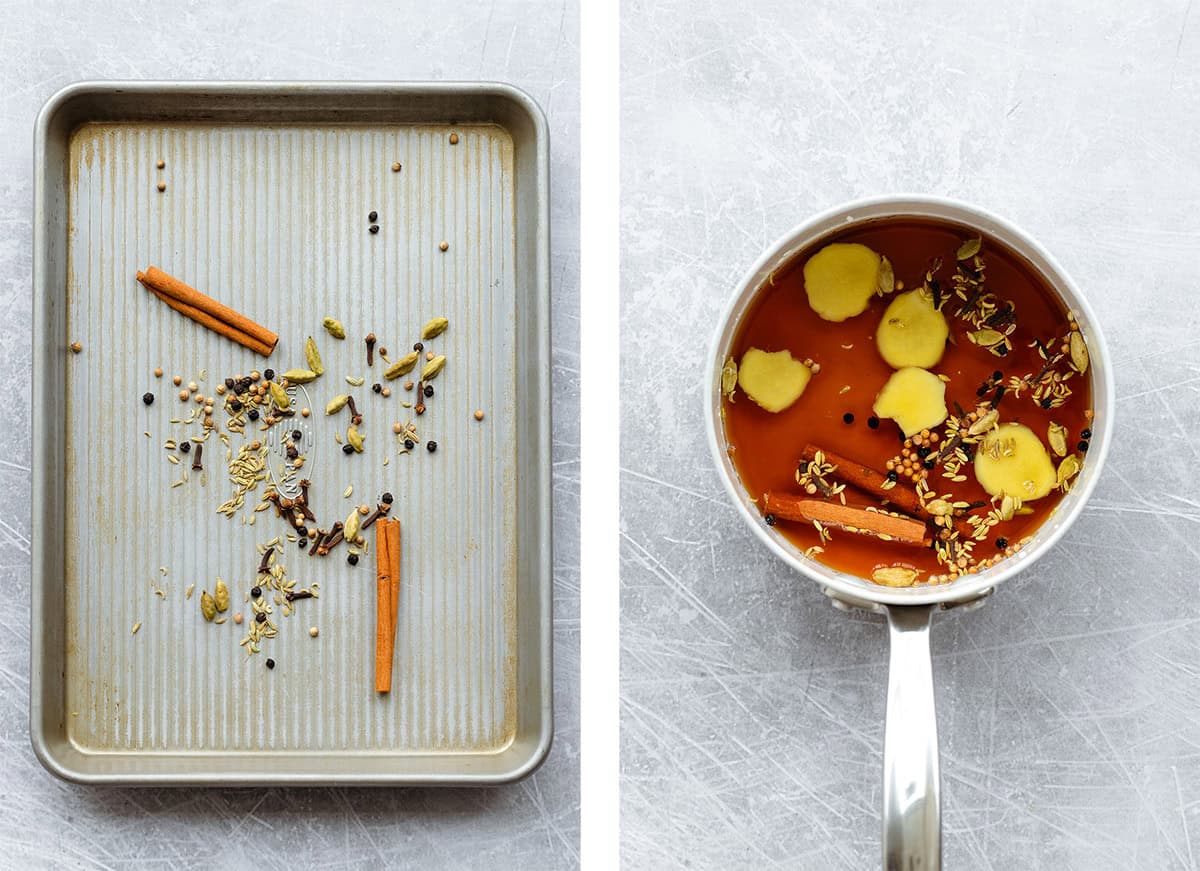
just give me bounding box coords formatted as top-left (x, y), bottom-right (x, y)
top-left (705, 195), bottom-right (1113, 870)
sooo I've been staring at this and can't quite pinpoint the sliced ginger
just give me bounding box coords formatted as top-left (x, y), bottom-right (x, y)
top-left (872, 367), bottom-right (947, 437)
top-left (737, 348), bottom-right (812, 413)
top-left (974, 422), bottom-right (1056, 501)
top-left (803, 243), bottom-right (882, 322)
top-left (876, 289), bottom-right (949, 368)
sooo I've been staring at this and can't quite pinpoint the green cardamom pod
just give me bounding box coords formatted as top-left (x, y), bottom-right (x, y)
top-left (421, 355), bottom-right (446, 381)
top-left (421, 317), bottom-right (449, 340)
top-left (281, 369), bottom-right (317, 384)
top-left (304, 336), bottom-right (324, 376)
top-left (384, 351), bottom-right (419, 380)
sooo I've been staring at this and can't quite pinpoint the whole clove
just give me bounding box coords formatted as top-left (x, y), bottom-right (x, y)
top-left (361, 502), bottom-right (392, 530)
top-left (285, 589), bottom-right (314, 602)
top-left (365, 333), bottom-right (376, 367)
top-left (257, 546), bottom-right (275, 574)
top-left (191, 443), bottom-right (203, 471)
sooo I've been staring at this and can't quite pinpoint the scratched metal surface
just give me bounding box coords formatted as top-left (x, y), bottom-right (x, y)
top-left (622, 1), bottom-right (1200, 868)
top-left (1, 0), bottom-right (578, 867)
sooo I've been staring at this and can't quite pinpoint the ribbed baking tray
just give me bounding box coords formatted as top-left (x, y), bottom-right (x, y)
top-left (31, 82), bottom-right (551, 784)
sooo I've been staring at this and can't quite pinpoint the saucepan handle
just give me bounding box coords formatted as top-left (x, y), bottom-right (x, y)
top-left (883, 604), bottom-right (941, 871)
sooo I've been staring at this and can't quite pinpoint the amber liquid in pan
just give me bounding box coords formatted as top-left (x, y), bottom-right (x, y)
top-left (724, 217), bottom-right (1092, 582)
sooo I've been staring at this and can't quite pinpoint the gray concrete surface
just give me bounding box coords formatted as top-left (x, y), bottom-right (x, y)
top-left (0, 1), bottom-right (579, 868)
top-left (621, 1), bottom-right (1200, 868)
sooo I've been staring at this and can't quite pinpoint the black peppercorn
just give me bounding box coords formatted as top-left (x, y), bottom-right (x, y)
top-left (923, 458), bottom-right (936, 470)
top-left (224, 377), bottom-right (235, 389)
top-left (142, 392), bottom-right (155, 405)
top-left (342, 444), bottom-right (355, 455)
top-left (404, 439), bottom-right (415, 449)
top-left (917, 446), bottom-right (931, 459)
top-left (265, 658), bottom-right (275, 670)
top-left (764, 513), bottom-right (776, 527)
top-left (886, 470), bottom-right (898, 483)
top-left (842, 412), bottom-right (854, 424)
top-left (299, 538), bottom-right (308, 549)
top-left (413, 342), bottom-right (424, 352)
top-left (1078, 441), bottom-right (1089, 453)
top-left (423, 385), bottom-right (434, 398)
top-left (286, 445), bottom-right (298, 460)
top-left (368, 210), bottom-right (378, 222)
top-left (264, 369), bottom-right (275, 381)
top-left (1080, 428), bottom-right (1092, 439)
top-left (255, 612), bottom-right (267, 623)
top-left (347, 553), bottom-right (359, 566)
top-left (296, 526), bottom-right (307, 538)
top-left (250, 586), bottom-right (262, 599)
top-left (867, 416), bottom-right (880, 430)
top-left (248, 409), bottom-right (259, 421)
top-left (179, 441), bottom-right (191, 454)
top-left (995, 345), bottom-right (1008, 356)
top-left (369, 224), bottom-right (380, 234)
top-left (993, 370), bottom-right (1003, 381)
top-left (292, 429), bottom-right (302, 441)
top-left (1040, 398), bottom-right (1053, 409)
top-left (426, 441), bottom-right (437, 453)
top-left (996, 537), bottom-right (1008, 550)
top-left (381, 492), bottom-right (394, 504)
top-left (372, 383), bottom-right (382, 394)
top-left (230, 400), bottom-right (243, 412)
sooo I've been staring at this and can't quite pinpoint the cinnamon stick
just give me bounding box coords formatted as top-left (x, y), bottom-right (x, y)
top-left (138, 266), bottom-right (279, 356)
top-left (800, 444), bottom-right (923, 516)
top-left (385, 519), bottom-right (401, 645)
top-left (800, 444), bottom-right (971, 536)
top-left (145, 287), bottom-right (275, 356)
top-left (762, 493), bottom-right (931, 546)
top-left (375, 519), bottom-right (394, 693)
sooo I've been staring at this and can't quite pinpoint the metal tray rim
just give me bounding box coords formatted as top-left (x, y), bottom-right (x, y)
top-left (31, 79), bottom-right (554, 786)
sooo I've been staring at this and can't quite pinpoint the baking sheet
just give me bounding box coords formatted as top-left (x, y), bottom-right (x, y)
top-left (32, 82), bottom-right (551, 784)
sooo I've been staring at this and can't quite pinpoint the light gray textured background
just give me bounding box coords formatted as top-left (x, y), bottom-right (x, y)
top-left (622, 1), bottom-right (1200, 868)
top-left (0, 1), bottom-right (579, 868)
